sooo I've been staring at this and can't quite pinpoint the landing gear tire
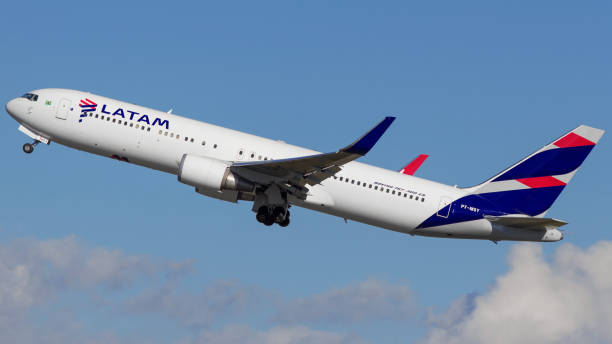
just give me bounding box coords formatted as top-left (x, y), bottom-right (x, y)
top-left (278, 210), bottom-right (290, 227)
top-left (22, 143), bottom-right (34, 154)
top-left (256, 206), bottom-right (275, 226)
top-left (256, 206), bottom-right (268, 224)
top-left (272, 206), bottom-right (285, 224)
top-left (263, 216), bottom-right (275, 226)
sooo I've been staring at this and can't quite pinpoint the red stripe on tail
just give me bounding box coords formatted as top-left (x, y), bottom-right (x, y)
top-left (554, 132), bottom-right (595, 148)
top-left (517, 176), bottom-right (567, 188)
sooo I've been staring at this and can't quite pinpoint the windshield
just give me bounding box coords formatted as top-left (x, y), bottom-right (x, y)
top-left (21, 93), bottom-right (38, 101)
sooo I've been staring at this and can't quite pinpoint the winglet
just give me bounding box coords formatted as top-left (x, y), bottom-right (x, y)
top-left (341, 116), bottom-right (396, 155)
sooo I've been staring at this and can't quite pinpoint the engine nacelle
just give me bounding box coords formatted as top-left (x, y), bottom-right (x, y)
top-left (177, 154), bottom-right (254, 193)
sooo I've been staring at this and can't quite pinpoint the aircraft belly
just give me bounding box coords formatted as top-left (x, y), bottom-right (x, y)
top-left (412, 219), bottom-right (493, 239)
top-left (319, 183), bottom-right (418, 233)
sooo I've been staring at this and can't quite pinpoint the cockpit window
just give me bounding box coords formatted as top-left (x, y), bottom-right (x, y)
top-left (21, 93), bottom-right (38, 101)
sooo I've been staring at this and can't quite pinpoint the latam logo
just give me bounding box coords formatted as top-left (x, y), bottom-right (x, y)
top-left (79, 98), bottom-right (97, 122)
top-left (77, 99), bottom-right (170, 129)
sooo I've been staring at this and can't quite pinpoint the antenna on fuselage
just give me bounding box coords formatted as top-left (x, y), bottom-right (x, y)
top-left (167, 109), bottom-right (173, 114)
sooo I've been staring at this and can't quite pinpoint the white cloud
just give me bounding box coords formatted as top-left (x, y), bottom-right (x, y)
top-left (124, 279), bottom-right (264, 329)
top-left (421, 241), bottom-right (612, 344)
top-left (186, 324), bottom-right (367, 344)
top-left (0, 235), bottom-right (159, 312)
top-left (275, 279), bottom-right (416, 324)
top-left (0, 235), bottom-right (189, 344)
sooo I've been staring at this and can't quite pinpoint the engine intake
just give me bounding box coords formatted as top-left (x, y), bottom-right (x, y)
top-left (178, 154), bottom-right (254, 193)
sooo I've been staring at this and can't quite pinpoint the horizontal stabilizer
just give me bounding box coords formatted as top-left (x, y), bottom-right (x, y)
top-left (484, 215), bottom-right (567, 230)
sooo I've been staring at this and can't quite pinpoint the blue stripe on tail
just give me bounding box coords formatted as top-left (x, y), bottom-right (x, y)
top-left (493, 145), bottom-right (594, 181)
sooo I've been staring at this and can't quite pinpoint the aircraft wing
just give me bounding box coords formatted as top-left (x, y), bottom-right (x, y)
top-left (230, 117), bottom-right (395, 196)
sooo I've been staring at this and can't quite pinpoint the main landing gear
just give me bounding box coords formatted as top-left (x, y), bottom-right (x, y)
top-left (253, 184), bottom-right (291, 228)
top-left (256, 206), bottom-right (290, 227)
top-left (22, 140), bottom-right (39, 154)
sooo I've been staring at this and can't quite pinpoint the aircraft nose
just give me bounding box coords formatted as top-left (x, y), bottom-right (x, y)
top-left (5, 98), bottom-right (18, 117)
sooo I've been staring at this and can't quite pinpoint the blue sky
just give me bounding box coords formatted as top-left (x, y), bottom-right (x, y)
top-left (1, 1), bottom-right (611, 343)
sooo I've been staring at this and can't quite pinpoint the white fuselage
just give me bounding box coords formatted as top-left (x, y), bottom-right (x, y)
top-left (7, 88), bottom-right (560, 242)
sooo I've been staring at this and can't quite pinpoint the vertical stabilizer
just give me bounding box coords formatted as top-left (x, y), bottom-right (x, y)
top-left (463, 125), bottom-right (604, 216)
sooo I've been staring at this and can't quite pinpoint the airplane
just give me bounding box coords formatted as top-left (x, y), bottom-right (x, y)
top-left (399, 154), bottom-right (429, 175)
top-left (5, 89), bottom-right (605, 242)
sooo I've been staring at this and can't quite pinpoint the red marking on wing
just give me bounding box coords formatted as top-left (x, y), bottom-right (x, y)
top-left (553, 132), bottom-right (595, 148)
top-left (516, 176), bottom-right (567, 188)
top-left (400, 154), bottom-right (429, 175)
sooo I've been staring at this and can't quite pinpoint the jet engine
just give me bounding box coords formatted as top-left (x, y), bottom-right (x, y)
top-left (178, 154), bottom-right (254, 193)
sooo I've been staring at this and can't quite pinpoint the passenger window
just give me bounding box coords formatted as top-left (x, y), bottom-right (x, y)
top-left (112, 119), bottom-right (116, 123)
top-left (213, 144), bottom-right (217, 148)
top-left (201, 140), bottom-right (205, 145)
top-left (159, 130), bottom-right (162, 134)
top-left (124, 122), bottom-right (128, 126)
top-left (404, 193), bottom-right (407, 197)
top-left (95, 114), bottom-right (99, 118)
top-left (191, 138), bottom-right (194, 143)
top-left (421, 198), bottom-right (425, 202)
top-left (339, 177), bottom-right (343, 181)
top-left (176, 135), bottom-right (180, 139)
top-left (147, 127), bottom-right (150, 131)
top-left (415, 197), bottom-right (419, 201)
top-left (130, 123), bottom-right (134, 127)
top-left (374, 186), bottom-right (378, 190)
top-left (264, 157), bottom-right (268, 160)
top-left (136, 124), bottom-right (140, 128)
top-left (258, 155), bottom-right (262, 160)
top-left (170, 133), bottom-right (174, 137)
top-left (142, 126), bottom-right (145, 130)
top-left (386, 189), bottom-right (389, 193)
top-left (250, 153), bottom-right (255, 158)
top-left (410, 195), bottom-right (413, 199)
top-left (101, 116), bottom-right (105, 120)
top-left (239, 150), bottom-right (243, 155)
top-left (185, 137), bottom-right (188, 141)
top-left (369, 184), bottom-right (372, 188)
top-left (392, 190), bottom-right (395, 195)
top-left (89, 113), bottom-right (92, 117)
top-left (357, 181), bottom-right (361, 186)
top-left (118, 120), bottom-right (122, 124)
top-left (107, 117), bottom-right (110, 121)
top-left (351, 180), bottom-right (354, 184)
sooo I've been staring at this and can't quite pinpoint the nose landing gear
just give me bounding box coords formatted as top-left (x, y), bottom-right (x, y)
top-left (22, 140), bottom-right (39, 154)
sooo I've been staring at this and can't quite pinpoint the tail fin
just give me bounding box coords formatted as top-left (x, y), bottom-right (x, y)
top-left (464, 125), bottom-right (604, 217)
